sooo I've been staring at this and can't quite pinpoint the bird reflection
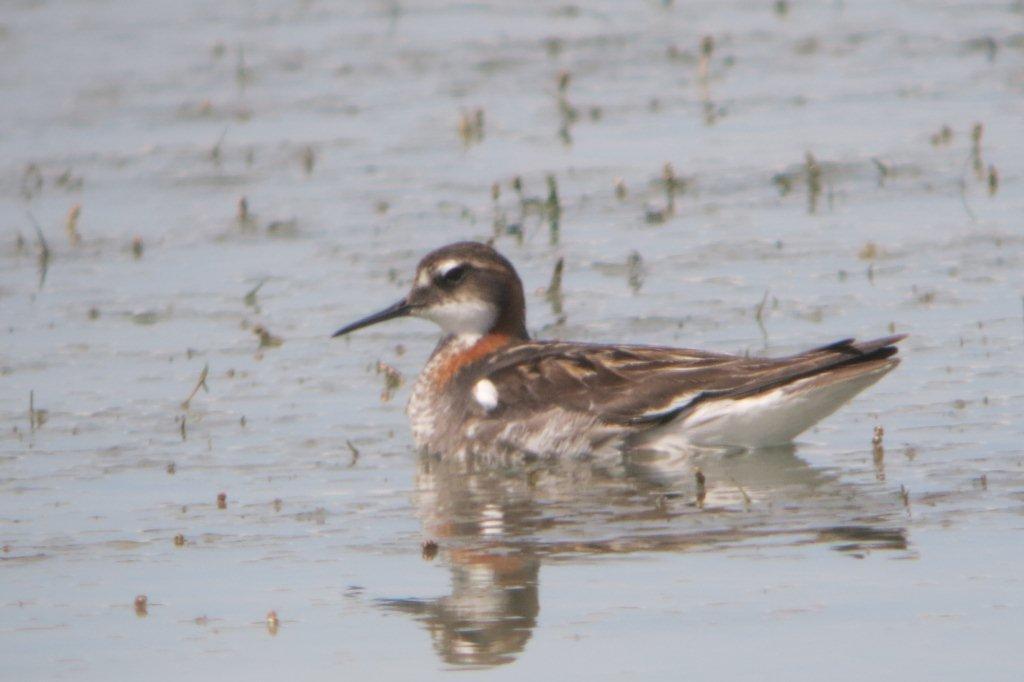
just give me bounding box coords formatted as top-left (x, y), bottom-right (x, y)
top-left (379, 457), bottom-right (547, 667)
top-left (378, 445), bottom-right (909, 668)
top-left (380, 548), bottom-right (539, 667)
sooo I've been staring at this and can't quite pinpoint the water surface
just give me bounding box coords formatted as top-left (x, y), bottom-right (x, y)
top-left (2, 1), bottom-right (1023, 679)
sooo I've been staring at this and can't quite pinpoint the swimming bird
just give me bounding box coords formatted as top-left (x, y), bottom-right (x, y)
top-left (333, 242), bottom-right (903, 458)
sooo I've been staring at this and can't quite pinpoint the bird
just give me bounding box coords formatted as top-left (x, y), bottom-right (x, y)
top-left (332, 241), bottom-right (903, 459)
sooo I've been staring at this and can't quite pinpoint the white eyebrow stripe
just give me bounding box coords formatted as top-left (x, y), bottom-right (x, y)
top-left (436, 259), bottom-right (464, 277)
top-left (472, 379), bottom-right (499, 412)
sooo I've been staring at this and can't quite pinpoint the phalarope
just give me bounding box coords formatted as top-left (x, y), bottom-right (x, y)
top-left (333, 242), bottom-right (903, 458)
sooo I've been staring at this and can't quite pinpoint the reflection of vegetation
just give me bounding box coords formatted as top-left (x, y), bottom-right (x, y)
top-left (379, 448), bottom-right (910, 668)
top-left (457, 108), bottom-right (485, 147)
top-left (27, 212), bottom-right (50, 290)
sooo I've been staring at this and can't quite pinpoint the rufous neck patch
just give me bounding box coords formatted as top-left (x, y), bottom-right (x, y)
top-left (434, 333), bottom-right (512, 387)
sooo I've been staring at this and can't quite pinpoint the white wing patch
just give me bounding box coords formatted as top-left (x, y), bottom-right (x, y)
top-left (638, 391), bottom-right (700, 419)
top-left (472, 379), bottom-right (499, 412)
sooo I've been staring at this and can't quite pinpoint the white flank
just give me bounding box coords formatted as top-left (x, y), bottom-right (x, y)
top-left (472, 379), bottom-right (499, 411)
top-left (641, 363), bottom-right (894, 450)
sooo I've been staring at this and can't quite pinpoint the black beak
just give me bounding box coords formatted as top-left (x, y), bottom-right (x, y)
top-left (331, 298), bottom-right (412, 338)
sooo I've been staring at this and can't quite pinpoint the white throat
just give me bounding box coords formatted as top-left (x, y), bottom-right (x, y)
top-left (419, 298), bottom-right (498, 337)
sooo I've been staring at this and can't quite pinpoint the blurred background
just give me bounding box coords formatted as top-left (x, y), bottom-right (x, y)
top-left (1, 1), bottom-right (1022, 679)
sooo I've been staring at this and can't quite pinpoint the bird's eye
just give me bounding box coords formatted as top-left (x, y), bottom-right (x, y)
top-left (439, 265), bottom-right (468, 285)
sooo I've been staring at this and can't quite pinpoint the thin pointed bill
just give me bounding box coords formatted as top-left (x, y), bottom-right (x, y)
top-left (331, 298), bottom-right (412, 338)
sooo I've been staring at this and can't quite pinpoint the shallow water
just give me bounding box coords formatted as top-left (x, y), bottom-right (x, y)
top-left (2, 0), bottom-right (1024, 679)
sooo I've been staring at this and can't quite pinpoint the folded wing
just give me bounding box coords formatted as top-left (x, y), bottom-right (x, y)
top-left (471, 335), bottom-right (905, 428)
